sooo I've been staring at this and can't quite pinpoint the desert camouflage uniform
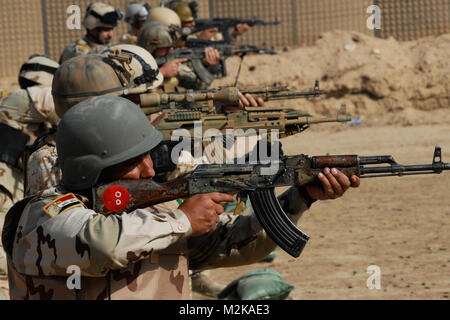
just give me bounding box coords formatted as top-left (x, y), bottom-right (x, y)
top-left (2, 182), bottom-right (307, 300)
top-left (59, 36), bottom-right (109, 64)
top-left (25, 143), bottom-right (61, 197)
top-left (0, 86), bottom-right (57, 299)
top-left (0, 86), bottom-right (56, 135)
top-left (0, 179), bottom-right (15, 299)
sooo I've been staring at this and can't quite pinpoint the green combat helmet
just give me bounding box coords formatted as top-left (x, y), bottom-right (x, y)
top-left (137, 21), bottom-right (177, 54)
top-left (52, 44), bottom-right (162, 117)
top-left (168, 1), bottom-right (195, 23)
top-left (56, 96), bottom-right (162, 190)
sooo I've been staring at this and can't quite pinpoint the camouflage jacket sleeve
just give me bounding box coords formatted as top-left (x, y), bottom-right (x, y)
top-left (12, 190), bottom-right (192, 277)
top-left (26, 87), bottom-right (59, 126)
top-left (25, 144), bottom-right (61, 196)
top-left (188, 186), bottom-right (310, 270)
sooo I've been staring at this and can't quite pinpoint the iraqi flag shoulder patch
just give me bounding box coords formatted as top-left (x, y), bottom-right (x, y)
top-left (43, 193), bottom-right (85, 217)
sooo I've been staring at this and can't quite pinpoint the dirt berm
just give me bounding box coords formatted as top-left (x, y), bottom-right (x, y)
top-left (213, 30), bottom-right (450, 126)
top-left (200, 31), bottom-right (450, 300)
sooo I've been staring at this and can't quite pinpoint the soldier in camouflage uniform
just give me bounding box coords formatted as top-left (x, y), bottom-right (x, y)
top-left (2, 95), bottom-right (360, 299)
top-left (59, 2), bottom-right (124, 64)
top-left (119, 2), bottom-right (151, 45)
top-left (0, 54), bottom-right (59, 299)
top-left (138, 20), bottom-right (220, 92)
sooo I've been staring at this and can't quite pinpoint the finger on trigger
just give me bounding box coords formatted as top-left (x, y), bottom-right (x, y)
top-left (209, 192), bottom-right (235, 203)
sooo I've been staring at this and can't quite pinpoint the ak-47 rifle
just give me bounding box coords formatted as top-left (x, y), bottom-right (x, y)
top-left (181, 38), bottom-right (278, 76)
top-left (180, 17), bottom-right (281, 43)
top-left (155, 45), bottom-right (277, 86)
top-left (93, 147), bottom-right (450, 258)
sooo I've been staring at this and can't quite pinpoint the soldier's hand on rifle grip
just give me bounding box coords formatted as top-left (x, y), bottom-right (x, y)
top-left (202, 47), bottom-right (221, 66)
top-left (305, 167), bottom-right (360, 201)
top-left (178, 192), bottom-right (235, 236)
top-left (159, 58), bottom-right (188, 78)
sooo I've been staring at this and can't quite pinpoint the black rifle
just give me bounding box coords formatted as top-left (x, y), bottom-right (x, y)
top-left (93, 147), bottom-right (450, 258)
top-left (183, 38), bottom-right (278, 76)
top-left (155, 45), bottom-right (277, 86)
top-left (180, 17), bottom-right (281, 43)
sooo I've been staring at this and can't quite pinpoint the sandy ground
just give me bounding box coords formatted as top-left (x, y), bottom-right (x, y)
top-left (191, 31), bottom-right (450, 300)
top-left (194, 122), bottom-right (450, 300)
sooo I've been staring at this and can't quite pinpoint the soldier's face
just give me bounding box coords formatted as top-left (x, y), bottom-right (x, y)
top-left (153, 47), bottom-right (173, 57)
top-left (135, 20), bottom-right (146, 30)
top-left (98, 27), bottom-right (114, 44)
top-left (182, 20), bottom-right (195, 28)
top-left (103, 153), bottom-right (155, 181)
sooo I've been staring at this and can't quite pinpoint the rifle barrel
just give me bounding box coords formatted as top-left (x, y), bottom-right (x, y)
top-left (361, 163), bottom-right (450, 177)
top-left (264, 91), bottom-right (324, 100)
top-left (359, 147), bottom-right (450, 177)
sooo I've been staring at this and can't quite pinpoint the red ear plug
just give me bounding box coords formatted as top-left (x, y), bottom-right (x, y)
top-left (102, 185), bottom-right (130, 212)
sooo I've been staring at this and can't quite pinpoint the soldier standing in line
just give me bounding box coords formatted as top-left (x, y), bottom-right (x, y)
top-left (119, 2), bottom-right (152, 45)
top-left (0, 54), bottom-right (59, 300)
top-left (2, 95), bottom-right (360, 300)
top-left (59, 2), bottom-right (124, 64)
